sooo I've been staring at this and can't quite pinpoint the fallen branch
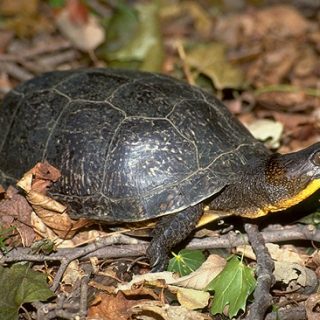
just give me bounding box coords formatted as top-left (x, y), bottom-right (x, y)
top-left (1, 224), bottom-right (318, 266)
top-left (244, 223), bottom-right (274, 320)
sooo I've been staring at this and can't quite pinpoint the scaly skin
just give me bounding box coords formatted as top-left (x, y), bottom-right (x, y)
top-left (147, 204), bottom-right (203, 272)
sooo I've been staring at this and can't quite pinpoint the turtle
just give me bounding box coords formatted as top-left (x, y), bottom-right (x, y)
top-left (1, 68), bottom-right (320, 271)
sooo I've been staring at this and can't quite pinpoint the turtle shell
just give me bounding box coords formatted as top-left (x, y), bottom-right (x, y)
top-left (0, 69), bottom-right (269, 222)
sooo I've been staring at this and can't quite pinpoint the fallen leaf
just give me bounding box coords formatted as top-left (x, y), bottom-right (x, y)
top-left (160, 1), bottom-right (212, 37)
top-left (310, 250), bottom-right (320, 267)
top-left (214, 5), bottom-right (309, 46)
top-left (168, 249), bottom-right (206, 276)
top-left (65, 0), bottom-right (88, 24)
top-left (103, 2), bottom-right (164, 72)
top-left (1, 0), bottom-right (54, 37)
top-left (62, 260), bottom-right (83, 286)
top-left (207, 256), bottom-right (256, 318)
top-left (169, 286), bottom-right (209, 310)
top-left (117, 272), bottom-right (177, 292)
top-left (171, 254), bottom-right (226, 290)
top-left (0, 30), bottom-right (14, 54)
top-left (17, 164), bottom-right (90, 239)
top-left (182, 2), bottom-right (212, 37)
top-left (56, 0), bottom-right (105, 51)
top-left (88, 291), bottom-right (142, 320)
top-left (0, 0), bottom-right (38, 16)
top-left (0, 186), bottom-right (35, 247)
top-left (0, 264), bottom-right (54, 320)
top-left (305, 293), bottom-right (320, 320)
top-left (185, 42), bottom-right (244, 90)
top-left (246, 119), bottom-right (283, 149)
top-left (273, 262), bottom-right (318, 294)
top-left (247, 44), bottom-right (299, 87)
top-left (131, 301), bottom-right (211, 320)
top-left (237, 243), bottom-right (308, 265)
top-left (255, 90), bottom-right (308, 111)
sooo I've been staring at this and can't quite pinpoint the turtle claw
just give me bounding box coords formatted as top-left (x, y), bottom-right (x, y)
top-left (150, 257), bottom-right (169, 272)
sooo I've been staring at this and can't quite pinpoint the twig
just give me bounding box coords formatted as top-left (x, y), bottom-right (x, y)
top-left (37, 50), bottom-right (80, 70)
top-left (0, 61), bottom-right (33, 81)
top-left (49, 234), bottom-right (144, 292)
top-left (244, 223), bottom-right (274, 320)
top-left (35, 293), bottom-right (80, 319)
top-left (79, 274), bottom-right (90, 320)
top-left (1, 224), bottom-right (319, 266)
top-left (176, 41), bottom-right (195, 85)
top-left (254, 84), bottom-right (320, 97)
top-left (0, 39), bottom-right (72, 62)
top-left (265, 305), bottom-right (306, 320)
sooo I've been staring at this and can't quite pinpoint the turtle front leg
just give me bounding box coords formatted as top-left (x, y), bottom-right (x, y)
top-left (147, 204), bottom-right (203, 272)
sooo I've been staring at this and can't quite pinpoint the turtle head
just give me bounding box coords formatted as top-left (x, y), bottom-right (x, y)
top-left (264, 142), bottom-right (320, 212)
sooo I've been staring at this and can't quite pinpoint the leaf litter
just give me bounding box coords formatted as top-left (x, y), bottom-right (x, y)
top-left (0, 1), bottom-right (320, 319)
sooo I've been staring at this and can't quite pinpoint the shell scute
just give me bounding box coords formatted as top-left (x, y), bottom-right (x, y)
top-left (0, 68), bottom-right (267, 222)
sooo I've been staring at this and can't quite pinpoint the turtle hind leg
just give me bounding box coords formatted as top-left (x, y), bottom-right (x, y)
top-left (147, 204), bottom-right (203, 272)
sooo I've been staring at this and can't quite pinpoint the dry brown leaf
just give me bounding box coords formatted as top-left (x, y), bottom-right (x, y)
top-left (215, 5), bottom-right (309, 46)
top-left (252, 5), bottom-right (309, 38)
top-left (169, 286), bottom-right (209, 310)
top-left (118, 255), bottom-right (226, 294)
top-left (171, 254), bottom-right (226, 290)
top-left (87, 292), bottom-right (143, 320)
top-left (65, 0), bottom-right (88, 24)
top-left (1, 0), bottom-right (54, 37)
top-left (30, 161), bottom-right (61, 193)
top-left (56, 0), bottom-right (105, 51)
top-left (247, 44), bottom-right (299, 87)
top-left (30, 211), bottom-right (59, 241)
top-left (310, 250), bottom-right (320, 267)
top-left (117, 272), bottom-right (177, 292)
top-left (0, 30), bottom-right (14, 54)
top-left (17, 163), bottom-right (90, 239)
top-left (62, 260), bottom-right (83, 286)
top-left (271, 112), bottom-right (311, 131)
top-left (0, 0), bottom-right (38, 16)
top-left (25, 189), bottom-right (88, 239)
top-left (237, 243), bottom-right (308, 265)
top-left (182, 2), bottom-right (212, 37)
top-left (256, 91), bottom-right (308, 110)
top-left (274, 262), bottom-right (318, 294)
top-left (17, 162), bottom-right (60, 194)
top-left (131, 301), bottom-right (211, 320)
top-left (185, 43), bottom-right (244, 90)
top-left (305, 293), bottom-right (320, 320)
top-left (0, 186), bottom-right (36, 246)
top-left (121, 286), bottom-right (160, 301)
top-left (0, 185), bottom-right (5, 195)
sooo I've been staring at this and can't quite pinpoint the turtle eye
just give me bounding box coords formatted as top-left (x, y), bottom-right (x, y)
top-left (312, 151), bottom-right (320, 166)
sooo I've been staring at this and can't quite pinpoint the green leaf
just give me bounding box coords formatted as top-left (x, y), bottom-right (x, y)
top-left (103, 2), bottom-right (139, 56)
top-left (0, 264), bottom-right (55, 320)
top-left (48, 0), bottom-right (65, 8)
top-left (207, 256), bottom-right (256, 318)
top-left (168, 249), bottom-right (206, 276)
top-left (102, 1), bottom-right (164, 72)
top-left (0, 225), bottom-right (15, 253)
top-left (185, 42), bottom-right (245, 90)
top-left (31, 239), bottom-right (56, 255)
top-left (298, 210), bottom-right (320, 228)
